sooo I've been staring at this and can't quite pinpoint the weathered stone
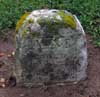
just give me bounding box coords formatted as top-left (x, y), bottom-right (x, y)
top-left (14, 9), bottom-right (87, 87)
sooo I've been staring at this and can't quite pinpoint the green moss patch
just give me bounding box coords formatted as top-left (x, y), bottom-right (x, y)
top-left (16, 12), bottom-right (30, 32)
top-left (37, 17), bottom-right (63, 35)
top-left (57, 10), bottom-right (76, 29)
top-left (31, 32), bottom-right (40, 38)
top-left (22, 30), bottom-right (28, 38)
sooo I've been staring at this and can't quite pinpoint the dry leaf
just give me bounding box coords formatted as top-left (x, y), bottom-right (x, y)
top-left (12, 51), bottom-right (15, 56)
top-left (0, 78), bottom-right (6, 88)
top-left (0, 53), bottom-right (5, 57)
top-left (7, 54), bottom-right (12, 58)
top-left (2, 84), bottom-right (6, 88)
top-left (0, 78), bottom-right (5, 83)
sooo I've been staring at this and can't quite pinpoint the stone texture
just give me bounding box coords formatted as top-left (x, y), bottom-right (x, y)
top-left (14, 9), bottom-right (87, 87)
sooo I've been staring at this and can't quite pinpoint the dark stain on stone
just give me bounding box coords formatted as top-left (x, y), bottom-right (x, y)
top-left (40, 63), bottom-right (54, 75)
top-left (26, 73), bottom-right (32, 80)
top-left (65, 57), bottom-right (78, 73)
top-left (41, 32), bottom-right (53, 46)
top-left (49, 73), bottom-right (56, 80)
top-left (20, 51), bottom-right (40, 80)
top-left (49, 69), bottom-right (69, 81)
top-left (57, 70), bottom-right (69, 80)
top-left (62, 72), bottom-right (69, 79)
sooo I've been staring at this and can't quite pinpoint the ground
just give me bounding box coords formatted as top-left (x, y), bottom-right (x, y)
top-left (0, 31), bottom-right (100, 97)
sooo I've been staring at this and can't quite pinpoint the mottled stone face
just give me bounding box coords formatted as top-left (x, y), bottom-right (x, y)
top-left (14, 9), bottom-right (87, 87)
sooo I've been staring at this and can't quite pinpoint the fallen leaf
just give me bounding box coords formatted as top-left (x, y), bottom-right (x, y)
top-left (12, 51), bottom-right (15, 56)
top-left (0, 78), bottom-right (6, 88)
top-left (20, 94), bottom-right (25, 97)
top-left (0, 53), bottom-right (5, 57)
top-left (1, 84), bottom-right (6, 88)
top-left (0, 78), bottom-right (5, 83)
top-left (7, 54), bottom-right (12, 58)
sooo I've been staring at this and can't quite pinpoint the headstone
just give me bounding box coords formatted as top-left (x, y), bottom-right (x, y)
top-left (14, 9), bottom-right (87, 87)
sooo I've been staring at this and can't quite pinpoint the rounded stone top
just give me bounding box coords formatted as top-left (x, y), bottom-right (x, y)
top-left (16, 9), bottom-right (77, 34)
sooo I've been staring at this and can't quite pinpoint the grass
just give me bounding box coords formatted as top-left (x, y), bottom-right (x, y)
top-left (0, 0), bottom-right (100, 47)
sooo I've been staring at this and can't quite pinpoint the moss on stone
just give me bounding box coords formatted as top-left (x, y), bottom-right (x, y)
top-left (22, 30), bottom-right (27, 38)
top-left (37, 17), bottom-right (62, 46)
top-left (57, 10), bottom-right (76, 29)
top-left (53, 15), bottom-right (62, 23)
top-left (37, 18), bottom-right (50, 27)
top-left (31, 32), bottom-right (40, 38)
top-left (37, 17), bottom-right (62, 35)
top-left (22, 30), bottom-right (40, 38)
top-left (28, 18), bottom-right (34, 23)
top-left (16, 12), bottom-right (30, 32)
top-left (29, 10), bottom-right (76, 46)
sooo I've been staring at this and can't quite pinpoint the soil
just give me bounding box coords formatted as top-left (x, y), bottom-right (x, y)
top-left (0, 33), bottom-right (100, 97)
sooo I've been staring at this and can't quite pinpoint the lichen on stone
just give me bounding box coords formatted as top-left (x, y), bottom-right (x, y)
top-left (37, 17), bottom-right (62, 36)
top-left (22, 29), bottom-right (28, 38)
top-left (57, 10), bottom-right (76, 29)
top-left (16, 12), bottom-right (30, 32)
top-left (28, 18), bottom-right (34, 23)
top-left (37, 17), bottom-right (63, 46)
top-left (37, 17), bottom-right (51, 27)
top-left (31, 32), bottom-right (40, 38)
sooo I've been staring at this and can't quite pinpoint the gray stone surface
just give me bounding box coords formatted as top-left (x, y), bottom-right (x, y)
top-left (14, 9), bottom-right (87, 87)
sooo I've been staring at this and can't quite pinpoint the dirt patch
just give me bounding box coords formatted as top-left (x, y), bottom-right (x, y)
top-left (0, 34), bottom-right (100, 97)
